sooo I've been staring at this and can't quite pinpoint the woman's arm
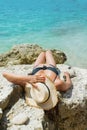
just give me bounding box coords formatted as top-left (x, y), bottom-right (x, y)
top-left (54, 72), bottom-right (72, 91)
top-left (2, 72), bottom-right (45, 86)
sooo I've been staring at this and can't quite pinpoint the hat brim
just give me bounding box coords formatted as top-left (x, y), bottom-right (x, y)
top-left (25, 76), bottom-right (58, 110)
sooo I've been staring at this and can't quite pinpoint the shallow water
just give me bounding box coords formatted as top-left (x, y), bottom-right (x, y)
top-left (0, 0), bottom-right (87, 68)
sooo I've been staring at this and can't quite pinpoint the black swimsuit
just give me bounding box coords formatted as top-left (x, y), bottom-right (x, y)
top-left (28, 64), bottom-right (60, 81)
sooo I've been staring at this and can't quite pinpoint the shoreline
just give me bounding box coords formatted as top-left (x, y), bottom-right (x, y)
top-left (0, 43), bottom-right (86, 69)
top-left (0, 44), bottom-right (67, 67)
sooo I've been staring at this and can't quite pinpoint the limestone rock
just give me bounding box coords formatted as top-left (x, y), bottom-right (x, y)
top-left (0, 73), bottom-right (13, 110)
top-left (0, 66), bottom-right (23, 110)
top-left (7, 99), bottom-right (44, 130)
top-left (11, 113), bottom-right (29, 125)
top-left (0, 64), bottom-right (87, 130)
top-left (0, 108), bottom-right (3, 120)
top-left (0, 44), bottom-right (66, 66)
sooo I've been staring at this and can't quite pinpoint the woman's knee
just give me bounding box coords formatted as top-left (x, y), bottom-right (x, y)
top-left (46, 50), bottom-right (52, 55)
top-left (38, 51), bottom-right (46, 59)
top-left (46, 50), bottom-right (53, 58)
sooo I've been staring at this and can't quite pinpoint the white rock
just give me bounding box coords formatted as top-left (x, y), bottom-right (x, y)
top-left (0, 108), bottom-right (3, 119)
top-left (0, 64), bottom-right (87, 130)
top-left (11, 113), bottom-right (29, 125)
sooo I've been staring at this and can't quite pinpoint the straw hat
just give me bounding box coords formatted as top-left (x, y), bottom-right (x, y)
top-left (25, 76), bottom-right (58, 110)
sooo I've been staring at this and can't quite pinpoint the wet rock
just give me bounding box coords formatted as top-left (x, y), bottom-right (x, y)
top-left (0, 44), bottom-right (67, 66)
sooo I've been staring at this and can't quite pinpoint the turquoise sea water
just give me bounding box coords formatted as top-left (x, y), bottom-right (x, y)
top-left (0, 0), bottom-right (87, 68)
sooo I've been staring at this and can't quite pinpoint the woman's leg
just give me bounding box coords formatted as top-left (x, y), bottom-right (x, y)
top-left (46, 50), bottom-right (56, 66)
top-left (34, 52), bottom-right (46, 67)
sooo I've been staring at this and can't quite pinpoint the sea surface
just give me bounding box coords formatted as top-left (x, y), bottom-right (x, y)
top-left (0, 0), bottom-right (87, 68)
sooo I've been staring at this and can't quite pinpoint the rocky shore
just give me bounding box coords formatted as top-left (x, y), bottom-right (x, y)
top-left (0, 44), bottom-right (87, 130)
top-left (0, 44), bottom-right (66, 67)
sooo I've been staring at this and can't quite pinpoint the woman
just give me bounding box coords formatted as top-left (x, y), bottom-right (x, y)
top-left (3, 50), bottom-right (72, 91)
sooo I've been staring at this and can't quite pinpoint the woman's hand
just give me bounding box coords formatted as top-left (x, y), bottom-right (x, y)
top-left (28, 75), bottom-right (45, 84)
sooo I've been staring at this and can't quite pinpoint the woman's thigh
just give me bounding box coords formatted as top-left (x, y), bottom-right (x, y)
top-left (46, 50), bottom-right (56, 66)
top-left (34, 52), bottom-right (45, 67)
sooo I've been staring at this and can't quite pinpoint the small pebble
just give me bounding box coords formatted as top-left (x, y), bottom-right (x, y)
top-left (11, 113), bottom-right (29, 125)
